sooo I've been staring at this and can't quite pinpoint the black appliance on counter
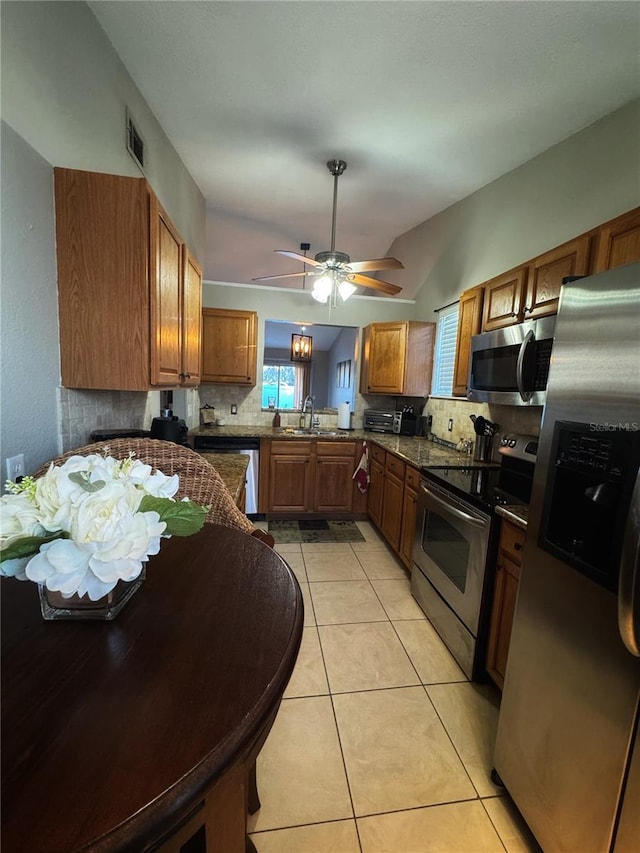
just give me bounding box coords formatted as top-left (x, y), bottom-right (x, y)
top-left (411, 433), bottom-right (537, 679)
top-left (393, 407), bottom-right (417, 435)
top-left (149, 416), bottom-right (189, 446)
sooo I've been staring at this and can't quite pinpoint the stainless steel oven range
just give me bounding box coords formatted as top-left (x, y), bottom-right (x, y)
top-left (411, 434), bottom-right (537, 679)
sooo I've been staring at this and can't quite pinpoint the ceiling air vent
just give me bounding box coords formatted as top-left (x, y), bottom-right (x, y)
top-left (126, 109), bottom-right (145, 171)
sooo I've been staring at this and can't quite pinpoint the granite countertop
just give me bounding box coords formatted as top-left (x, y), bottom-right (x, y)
top-left (196, 451), bottom-right (249, 506)
top-left (190, 425), bottom-right (489, 471)
top-left (496, 504), bottom-right (529, 530)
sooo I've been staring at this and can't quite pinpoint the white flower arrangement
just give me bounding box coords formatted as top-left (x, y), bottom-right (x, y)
top-left (0, 453), bottom-right (208, 600)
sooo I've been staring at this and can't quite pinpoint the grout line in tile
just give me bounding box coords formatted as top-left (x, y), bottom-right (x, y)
top-left (479, 798), bottom-right (511, 853)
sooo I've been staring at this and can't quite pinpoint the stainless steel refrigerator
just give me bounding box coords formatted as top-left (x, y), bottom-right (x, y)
top-left (494, 261), bottom-right (640, 853)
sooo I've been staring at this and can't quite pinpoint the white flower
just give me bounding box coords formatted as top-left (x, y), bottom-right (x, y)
top-left (1, 452), bottom-right (206, 602)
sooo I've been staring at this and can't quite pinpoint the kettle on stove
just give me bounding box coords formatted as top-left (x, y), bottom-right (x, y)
top-left (149, 416), bottom-right (189, 445)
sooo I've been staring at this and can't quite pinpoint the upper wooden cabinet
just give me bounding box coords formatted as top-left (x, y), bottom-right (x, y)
top-left (452, 286), bottom-right (484, 397)
top-left (181, 251), bottom-right (203, 386)
top-left (54, 168), bottom-right (201, 391)
top-left (201, 308), bottom-right (257, 385)
top-left (360, 321), bottom-right (435, 396)
top-left (481, 235), bottom-right (591, 332)
top-left (593, 207), bottom-right (640, 273)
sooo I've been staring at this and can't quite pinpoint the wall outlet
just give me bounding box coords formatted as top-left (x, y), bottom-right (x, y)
top-left (448, 419), bottom-right (453, 432)
top-left (6, 453), bottom-right (25, 482)
top-left (230, 404), bottom-right (237, 415)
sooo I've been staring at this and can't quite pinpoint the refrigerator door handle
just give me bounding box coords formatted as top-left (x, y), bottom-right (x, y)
top-left (516, 330), bottom-right (535, 402)
top-left (618, 468), bottom-right (640, 656)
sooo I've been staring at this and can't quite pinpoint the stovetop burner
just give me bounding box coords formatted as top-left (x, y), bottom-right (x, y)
top-left (421, 433), bottom-right (538, 512)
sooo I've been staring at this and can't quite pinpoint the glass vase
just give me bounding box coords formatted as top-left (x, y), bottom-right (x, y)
top-left (38, 569), bottom-right (145, 621)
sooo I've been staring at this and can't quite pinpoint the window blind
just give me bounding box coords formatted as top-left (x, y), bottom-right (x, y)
top-left (431, 302), bottom-right (460, 396)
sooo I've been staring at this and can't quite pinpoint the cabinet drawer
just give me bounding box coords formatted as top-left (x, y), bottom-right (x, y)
top-left (500, 520), bottom-right (526, 564)
top-left (405, 465), bottom-right (420, 490)
top-left (316, 441), bottom-right (355, 457)
top-left (385, 453), bottom-right (405, 480)
top-left (270, 440), bottom-right (313, 456)
top-left (370, 443), bottom-right (386, 465)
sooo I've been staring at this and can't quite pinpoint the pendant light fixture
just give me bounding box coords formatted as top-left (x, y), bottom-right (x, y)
top-left (291, 327), bottom-right (313, 362)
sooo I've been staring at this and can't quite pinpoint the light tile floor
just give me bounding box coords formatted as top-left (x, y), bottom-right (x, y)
top-left (249, 520), bottom-right (541, 853)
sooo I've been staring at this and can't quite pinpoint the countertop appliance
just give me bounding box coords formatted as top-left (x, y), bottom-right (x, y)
top-left (411, 434), bottom-right (537, 679)
top-left (494, 262), bottom-right (640, 852)
top-left (467, 315), bottom-right (555, 406)
top-left (149, 416), bottom-right (189, 446)
top-left (393, 407), bottom-right (417, 435)
top-left (192, 435), bottom-right (260, 517)
top-left (363, 409), bottom-right (395, 433)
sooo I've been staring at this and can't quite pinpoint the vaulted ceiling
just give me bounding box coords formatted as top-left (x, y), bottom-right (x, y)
top-left (90, 1), bottom-right (640, 299)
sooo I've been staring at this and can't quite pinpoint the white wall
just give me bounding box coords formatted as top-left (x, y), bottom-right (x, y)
top-left (0, 123), bottom-right (60, 476)
top-left (1, 0), bottom-right (205, 258)
top-left (0, 1), bottom-right (207, 466)
top-left (384, 99), bottom-right (640, 318)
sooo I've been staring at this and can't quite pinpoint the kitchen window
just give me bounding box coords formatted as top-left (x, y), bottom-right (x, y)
top-left (431, 302), bottom-right (460, 396)
top-left (262, 362), bottom-right (310, 409)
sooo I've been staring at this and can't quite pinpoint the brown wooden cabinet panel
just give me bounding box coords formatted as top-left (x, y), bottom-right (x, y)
top-left (181, 251), bottom-right (203, 386)
top-left (262, 439), bottom-right (359, 514)
top-left (368, 457), bottom-right (385, 529)
top-left (381, 469), bottom-right (404, 552)
top-left (360, 321), bottom-right (435, 396)
top-left (481, 267), bottom-right (528, 332)
top-left (201, 308), bottom-right (257, 385)
top-left (268, 455), bottom-right (312, 512)
top-left (399, 466), bottom-right (419, 569)
top-left (55, 168), bottom-right (200, 391)
top-left (524, 235), bottom-right (591, 320)
top-left (314, 456), bottom-right (354, 513)
top-left (453, 286), bottom-right (484, 397)
top-left (151, 200), bottom-right (183, 386)
top-left (593, 207), bottom-right (640, 272)
top-left (486, 519), bottom-right (526, 689)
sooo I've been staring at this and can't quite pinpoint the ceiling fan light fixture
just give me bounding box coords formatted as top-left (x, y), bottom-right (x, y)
top-left (338, 279), bottom-right (357, 302)
top-left (312, 274), bottom-right (333, 303)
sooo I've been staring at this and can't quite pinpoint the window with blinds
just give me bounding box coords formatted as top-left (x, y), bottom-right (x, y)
top-left (431, 303), bottom-right (460, 396)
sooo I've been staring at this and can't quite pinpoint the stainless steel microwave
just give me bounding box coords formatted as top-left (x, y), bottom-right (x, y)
top-left (467, 316), bottom-right (556, 406)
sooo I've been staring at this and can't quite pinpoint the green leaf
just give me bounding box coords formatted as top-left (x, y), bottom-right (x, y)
top-left (138, 496), bottom-right (208, 537)
top-left (68, 471), bottom-right (106, 492)
top-left (0, 531), bottom-right (69, 563)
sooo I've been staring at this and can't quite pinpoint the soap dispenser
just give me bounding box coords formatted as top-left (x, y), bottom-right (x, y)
top-left (272, 409), bottom-right (281, 428)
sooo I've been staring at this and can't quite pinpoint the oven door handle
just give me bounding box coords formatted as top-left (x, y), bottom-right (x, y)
top-left (516, 329), bottom-right (535, 402)
top-left (618, 468), bottom-right (640, 657)
top-left (422, 485), bottom-right (487, 527)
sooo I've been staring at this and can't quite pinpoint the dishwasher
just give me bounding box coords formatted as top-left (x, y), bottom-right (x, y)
top-left (192, 435), bottom-right (260, 517)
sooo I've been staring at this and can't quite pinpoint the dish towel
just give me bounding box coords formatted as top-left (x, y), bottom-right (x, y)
top-left (352, 441), bottom-right (370, 494)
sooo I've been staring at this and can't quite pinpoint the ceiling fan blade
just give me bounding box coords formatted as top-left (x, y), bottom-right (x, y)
top-left (347, 273), bottom-right (402, 296)
top-left (252, 271), bottom-right (316, 282)
top-left (275, 250), bottom-right (323, 267)
top-left (346, 257), bottom-right (404, 273)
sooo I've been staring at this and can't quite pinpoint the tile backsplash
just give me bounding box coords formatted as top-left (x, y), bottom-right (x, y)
top-left (59, 388), bottom-right (159, 452)
top-left (425, 396), bottom-right (542, 459)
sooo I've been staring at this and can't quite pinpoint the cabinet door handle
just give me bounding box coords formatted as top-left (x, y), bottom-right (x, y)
top-left (514, 541), bottom-right (523, 551)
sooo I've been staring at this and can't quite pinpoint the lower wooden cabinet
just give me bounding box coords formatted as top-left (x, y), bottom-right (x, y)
top-left (399, 466), bottom-right (420, 569)
top-left (486, 519), bottom-right (526, 689)
top-left (368, 445), bottom-right (419, 567)
top-left (259, 439), bottom-right (365, 515)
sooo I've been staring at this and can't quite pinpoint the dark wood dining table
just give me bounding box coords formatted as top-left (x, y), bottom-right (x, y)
top-left (1, 524), bottom-right (303, 852)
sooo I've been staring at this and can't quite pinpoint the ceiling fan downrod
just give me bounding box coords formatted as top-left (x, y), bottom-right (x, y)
top-left (327, 159), bottom-right (347, 254)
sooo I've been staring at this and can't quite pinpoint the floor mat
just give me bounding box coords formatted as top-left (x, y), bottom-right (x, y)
top-left (268, 520), bottom-right (365, 543)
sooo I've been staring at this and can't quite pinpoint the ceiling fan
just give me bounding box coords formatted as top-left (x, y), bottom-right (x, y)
top-left (253, 159), bottom-right (403, 302)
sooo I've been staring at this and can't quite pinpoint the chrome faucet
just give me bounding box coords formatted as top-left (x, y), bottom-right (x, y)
top-left (302, 395), bottom-right (314, 430)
